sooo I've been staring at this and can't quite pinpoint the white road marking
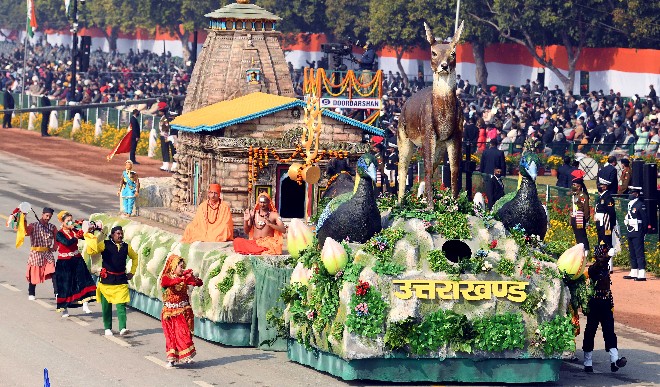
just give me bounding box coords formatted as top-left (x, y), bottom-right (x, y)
top-left (145, 355), bottom-right (170, 369)
top-left (68, 316), bottom-right (90, 326)
top-left (0, 214), bottom-right (8, 220)
top-left (34, 299), bottom-right (54, 309)
top-left (80, 203), bottom-right (95, 208)
top-left (193, 381), bottom-right (214, 387)
top-left (0, 176), bottom-right (8, 180)
top-left (1, 283), bottom-right (21, 292)
top-left (105, 335), bottom-right (131, 347)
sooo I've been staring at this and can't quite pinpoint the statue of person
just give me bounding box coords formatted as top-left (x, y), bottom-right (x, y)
top-left (181, 184), bottom-right (234, 243)
top-left (233, 192), bottom-right (285, 255)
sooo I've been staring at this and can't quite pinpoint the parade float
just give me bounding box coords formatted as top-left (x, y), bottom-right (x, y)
top-left (77, 4), bottom-right (579, 383)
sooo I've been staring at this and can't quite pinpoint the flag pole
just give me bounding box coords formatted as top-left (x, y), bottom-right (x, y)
top-left (21, 0), bottom-right (30, 125)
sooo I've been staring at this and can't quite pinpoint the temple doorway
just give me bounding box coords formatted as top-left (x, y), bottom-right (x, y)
top-left (277, 166), bottom-right (306, 218)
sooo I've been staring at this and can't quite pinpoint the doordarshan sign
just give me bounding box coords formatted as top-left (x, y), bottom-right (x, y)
top-left (320, 98), bottom-right (382, 110)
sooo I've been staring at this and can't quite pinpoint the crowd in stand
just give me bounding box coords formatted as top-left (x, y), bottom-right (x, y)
top-left (0, 41), bottom-right (189, 113)
top-left (3, 39), bottom-right (658, 162)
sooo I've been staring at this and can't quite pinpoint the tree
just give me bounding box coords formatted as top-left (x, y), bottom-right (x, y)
top-left (368, 0), bottom-right (450, 85)
top-left (33, 0), bottom-right (69, 31)
top-left (460, 0), bottom-right (499, 88)
top-left (468, 0), bottom-right (615, 94)
top-left (612, 0), bottom-right (660, 48)
top-left (147, 0), bottom-right (224, 62)
top-left (82, 0), bottom-right (144, 51)
top-left (256, 0), bottom-right (328, 33)
top-left (324, 0), bottom-right (370, 42)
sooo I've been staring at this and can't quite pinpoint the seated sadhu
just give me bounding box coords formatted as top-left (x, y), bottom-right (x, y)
top-left (233, 192), bottom-right (285, 255)
top-left (181, 183), bottom-right (234, 243)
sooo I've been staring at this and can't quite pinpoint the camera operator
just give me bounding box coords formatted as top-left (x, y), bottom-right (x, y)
top-left (359, 41), bottom-right (376, 71)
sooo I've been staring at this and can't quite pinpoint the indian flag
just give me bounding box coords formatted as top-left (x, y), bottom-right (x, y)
top-left (27, 0), bottom-right (38, 38)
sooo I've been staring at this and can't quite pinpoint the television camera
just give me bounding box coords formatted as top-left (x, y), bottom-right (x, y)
top-left (321, 38), bottom-right (361, 72)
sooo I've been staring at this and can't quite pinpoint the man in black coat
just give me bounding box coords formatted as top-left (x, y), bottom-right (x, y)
top-left (597, 156), bottom-right (619, 195)
top-left (129, 109), bottom-right (141, 164)
top-left (479, 139), bottom-right (506, 175)
top-left (40, 95), bottom-right (52, 137)
top-left (479, 139), bottom-right (506, 209)
top-left (486, 168), bottom-right (505, 209)
top-left (556, 156), bottom-right (576, 188)
top-left (3, 87), bottom-right (14, 128)
top-left (463, 117), bottom-right (479, 154)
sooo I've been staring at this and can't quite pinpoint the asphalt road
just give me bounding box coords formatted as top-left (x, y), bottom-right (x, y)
top-left (0, 150), bottom-right (659, 387)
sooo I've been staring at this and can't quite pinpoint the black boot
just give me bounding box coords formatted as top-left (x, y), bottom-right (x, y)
top-left (611, 357), bottom-right (627, 372)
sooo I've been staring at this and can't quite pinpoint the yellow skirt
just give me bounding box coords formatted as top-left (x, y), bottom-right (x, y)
top-left (97, 282), bottom-right (130, 304)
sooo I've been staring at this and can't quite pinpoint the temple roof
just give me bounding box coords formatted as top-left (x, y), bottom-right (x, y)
top-left (205, 2), bottom-right (281, 21)
top-left (171, 92), bottom-right (384, 136)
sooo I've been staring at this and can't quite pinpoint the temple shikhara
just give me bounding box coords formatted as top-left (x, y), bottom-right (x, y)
top-left (183, 0), bottom-right (294, 113)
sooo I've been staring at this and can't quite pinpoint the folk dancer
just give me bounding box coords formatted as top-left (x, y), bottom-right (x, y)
top-left (118, 160), bottom-right (140, 217)
top-left (570, 170), bottom-right (590, 255)
top-left (23, 207), bottom-right (58, 300)
top-left (54, 211), bottom-right (96, 317)
top-left (234, 192), bottom-right (285, 255)
top-left (623, 186), bottom-right (648, 281)
top-left (181, 183), bottom-right (234, 243)
top-left (85, 226), bottom-right (138, 336)
top-left (160, 254), bottom-right (203, 367)
top-left (582, 244), bottom-right (627, 373)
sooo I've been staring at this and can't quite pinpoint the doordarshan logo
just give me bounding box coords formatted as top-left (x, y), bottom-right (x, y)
top-left (320, 98), bottom-right (380, 109)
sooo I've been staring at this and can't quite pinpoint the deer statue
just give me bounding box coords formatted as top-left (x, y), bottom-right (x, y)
top-left (397, 21), bottom-right (465, 208)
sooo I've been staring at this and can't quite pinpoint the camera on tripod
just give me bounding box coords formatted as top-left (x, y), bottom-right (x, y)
top-left (321, 42), bottom-right (352, 56)
top-left (321, 39), bottom-right (359, 72)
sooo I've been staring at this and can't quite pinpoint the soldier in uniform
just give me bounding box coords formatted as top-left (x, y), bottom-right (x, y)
top-left (582, 244), bottom-right (628, 373)
top-left (623, 186), bottom-right (648, 281)
top-left (595, 176), bottom-right (617, 249)
top-left (570, 170), bottom-right (590, 254)
top-left (617, 159), bottom-right (631, 195)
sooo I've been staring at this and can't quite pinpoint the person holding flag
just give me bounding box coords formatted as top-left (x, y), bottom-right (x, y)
top-left (19, 207), bottom-right (58, 300)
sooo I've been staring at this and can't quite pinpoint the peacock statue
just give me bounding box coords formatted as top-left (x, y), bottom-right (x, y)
top-left (496, 149), bottom-right (548, 239)
top-left (322, 158), bottom-right (355, 200)
top-left (316, 153), bottom-right (382, 247)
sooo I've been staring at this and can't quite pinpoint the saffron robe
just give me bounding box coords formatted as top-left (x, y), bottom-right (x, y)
top-left (181, 200), bottom-right (234, 243)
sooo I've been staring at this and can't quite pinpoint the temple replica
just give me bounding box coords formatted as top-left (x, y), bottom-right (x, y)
top-left (79, 4), bottom-right (579, 383)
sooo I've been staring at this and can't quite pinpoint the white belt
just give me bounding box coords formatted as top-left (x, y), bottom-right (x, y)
top-left (59, 251), bottom-right (81, 258)
top-left (164, 301), bottom-right (189, 309)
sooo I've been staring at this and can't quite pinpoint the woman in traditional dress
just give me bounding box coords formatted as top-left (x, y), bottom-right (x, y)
top-left (54, 211), bottom-right (96, 317)
top-left (118, 160), bottom-right (139, 217)
top-left (160, 254), bottom-right (203, 367)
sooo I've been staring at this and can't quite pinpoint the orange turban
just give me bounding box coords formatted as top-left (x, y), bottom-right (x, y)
top-left (209, 184), bottom-right (221, 194)
top-left (255, 192), bottom-right (276, 214)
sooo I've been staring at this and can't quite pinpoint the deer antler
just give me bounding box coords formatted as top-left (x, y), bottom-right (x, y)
top-left (424, 22), bottom-right (435, 45)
